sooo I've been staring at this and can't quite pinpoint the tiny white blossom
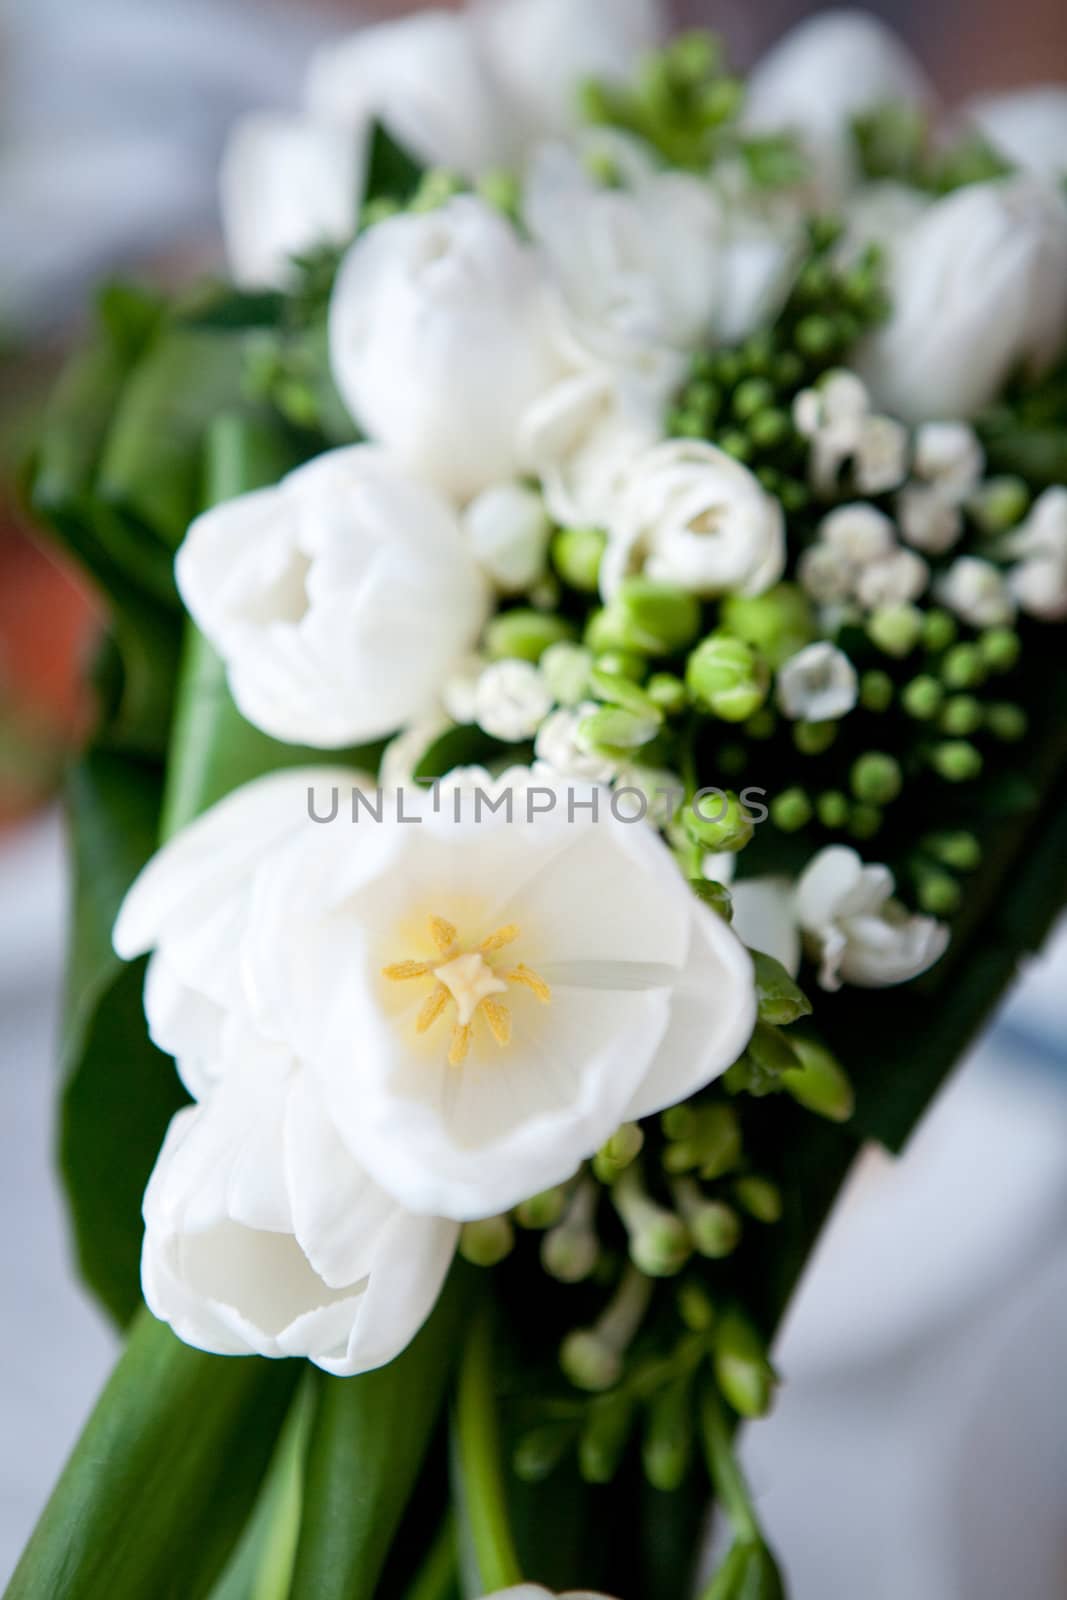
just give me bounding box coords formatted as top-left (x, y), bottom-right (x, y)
top-left (776, 642), bottom-right (858, 722)
top-left (795, 845), bottom-right (949, 991)
top-left (474, 661), bottom-right (554, 742)
top-left (854, 548), bottom-right (930, 609)
top-left (819, 503), bottom-right (897, 567)
top-left (937, 556), bottom-right (1016, 628)
top-left (535, 705), bottom-right (618, 784)
top-left (897, 484), bottom-right (964, 555)
top-left (793, 370), bottom-right (870, 492)
top-left (464, 485), bottom-right (551, 594)
top-left (854, 414), bottom-right (910, 495)
top-left (1005, 487), bottom-right (1067, 620)
top-left (442, 656), bottom-right (488, 726)
top-left (913, 422), bottom-right (985, 499)
top-left (797, 542), bottom-right (854, 604)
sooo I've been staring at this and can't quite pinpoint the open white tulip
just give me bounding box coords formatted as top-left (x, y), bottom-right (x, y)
top-left (965, 86), bottom-right (1067, 181)
top-left (142, 1044), bottom-right (457, 1375)
top-left (305, 11), bottom-right (507, 176)
top-left (745, 11), bottom-right (930, 201)
top-left (795, 846), bottom-right (949, 991)
top-left (330, 198), bottom-right (562, 503)
top-left (219, 114), bottom-right (362, 291)
top-left (472, 0), bottom-right (665, 142)
top-left (118, 771), bottom-right (756, 1222)
top-left (857, 176), bottom-right (1067, 422)
top-left (601, 440), bottom-right (786, 600)
top-left (175, 446), bottom-right (489, 748)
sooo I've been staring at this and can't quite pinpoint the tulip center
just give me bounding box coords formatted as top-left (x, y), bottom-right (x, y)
top-left (382, 914), bottom-right (551, 1067)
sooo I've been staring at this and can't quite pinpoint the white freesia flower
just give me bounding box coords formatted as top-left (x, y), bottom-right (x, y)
top-left (965, 86), bottom-right (1067, 181)
top-left (473, 661), bottom-right (554, 742)
top-left (795, 846), bottom-right (949, 991)
top-left (1005, 487), bottom-right (1067, 619)
top-left (776, 643), bottom-right (858, 721)
top-left (819, 502), bottom-right (897, 567)
top-left (937, 556), bottom-right (1016, 628)
top-left (472, 0), bottom-right (665, 142)
top-left (601, 441), bottom-right (786, 600)
top-left (535, 706), bottom-right (618, 784)
top-left (897, 423), bottom-right (984, 557)
top-left (793, 371), bottom-right (907, 495)
top-left (854, 548), bottom-right (929, 609)
top-left (305, 11), bottom-right (506, 176)
top-left (219, 114), bottom-right (362, 291)
top-left (175, 447), bottom-right (489, 748)
top-left (745, 11), bottom-right (930, 201)
top-left (857, 176), bottom-right (1067, 422)
top-left (730, 877), bottom-right (802, 979)
top-left (464, 486), bottom-right (552, 594)
top-left (142, 1044), bottom-right (458, 1375)
top-left (329, 198), bottom-right (562, 502)
top-left (118, 772), bottom-right (756, 1221)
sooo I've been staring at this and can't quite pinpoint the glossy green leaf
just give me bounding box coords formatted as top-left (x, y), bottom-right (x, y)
top-left (289, 1270), bottom-right (474, 1600)
top-left (5, 1312), bottom-right (299, 1600)
top-left (364, 121), bottom-right (426, 206)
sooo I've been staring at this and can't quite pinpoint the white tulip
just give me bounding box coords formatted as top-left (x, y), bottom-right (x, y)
top-left (857, 176), bottom-right (1067, 422)
top-left (965, 86), bottom-right (1067, 181)
top-left (601, 440), bottom-right (786, 600)
top-left (329, 198), bottom-right (563, 502)
top-left (118, 771), bottom-right (756, 1221)
top-left (464, 485), bottom-right (552, 594)
top-left (473, 661), bottom-right (554, 742)
top-left (472, 0), bottom-right (665, 142)
top-left (936, 555), bottom-right (1016, 628)
top-left (219, 114), bottom-right (362, 290)
top-left (305, 11), bottom-right (506, 176)
top-left (854, 548), bottom-right (929, 609)
top-left (795, 845), bottom-right (949, 991)
top-left (776, 643), bottom-right (858, 722)
top-left (142, 1046), bottom-right (457, 1375)
top-left (745, 12), bottom-right (930, 201)
top-left (176, 446), bottom-right (489, 748)
top-left (1005, 487), bottom-right (1067, 620)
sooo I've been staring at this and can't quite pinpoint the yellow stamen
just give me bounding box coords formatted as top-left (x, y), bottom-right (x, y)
top-left (429, 915), bottom-right (458, 955)
top-left (415, 983), bottom-right (449, 1035)
top-left (506, 964), bottom-right (552, 1004)
top-left (382, 959), bottom-right (432, 981)
top-left (482, 998), bottom-right (512, 1046)
top-left (449, 1023), bottom-right (472, 1067)
top-left (478, 923), bottom-right (520, 955)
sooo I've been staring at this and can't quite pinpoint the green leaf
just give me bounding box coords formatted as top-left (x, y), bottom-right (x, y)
top-left (5, 1312), bottom-right (299, 1600)
top-left (289, 1269), bottom-right (474, 1600)
top-left (752, 951), bottom-right (812, 1027)
top-left (364, 120), bottom-right (426, 206)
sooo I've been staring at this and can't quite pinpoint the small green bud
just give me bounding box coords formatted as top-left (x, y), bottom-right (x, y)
top-left (770, 786), bottom-right (813, 833)
top-left (684, 789), bottom-right (756, 852)
top-left (592, 1123), bottom-right (645, 1185)
top-left (745, 706), bottom-right (778, 740)
top-left (849, 802), bottom-right (883, 839)
top-left (486, 609), bottom-right (576, 664)
top-left (941, 643), bottom-right (986, 690)
top-left (816, 789), bottom-right (850, 830)
top-left (940, 694), bottom-right (983, 737)
top-left (851, 752), bottom-right (903, 806)
top-left (579, 1391), bottom-right (635, 1484)
top-left (868, 604), bottom-right (923, 658)
top-left (753, 951), bottom-right (812, 1026)
top-left (459, 1215), bottom-right (514, 1267)
top-left (930, 740), bottom-right (983, 782)
top-left (477, 167), bottom-right (521, 219)
top-left (617, 577), bottom-right (703, 653)
top-left (902, 674), bottom-right (944, 720)
top-left (734, 1176), bottom-right (783, 1224)
top-left (552, 525), bottom-right (606, 592)
top-left (561, 1330), bottom-right (623, 1393)
top-left (795, 314), bottom-right (839, 359)
top-left (541, 641), bottom-right (593, 706)
top-left (783, 1037), bottom-right (854, 1122)
top-left (689, 1198), bottom-right (743, 1259)
top-left (978, 627), bottom-right (1021, 674)
top-left (775, 349), bottom-right (805, 388)
top-left (662, 1103), bottom-right (742, 1181)
top-left (986, 701), bottom-right (1027, 741)
top-left (513, 1423), bottom-right (575, 1484)
top-left (677, 1279), bottom-right (717, 1333)
top-left (643, 1375), bottom-right (694, 1492)
top-left (629, 1213), bottom-right (692, 1278)
top-left (922, 608), bottom-right (958, 654)
top-left (749, 408), bottom-right (792, 450)
top-left (578, 705), bottom-right (661, 756)
top-left (715, 1309), bottom-right (776, 1419)
top-left (856, 672), bottom-right (892, 716)
top-left (542, 1221), bottom-right (599, 1285)
top-left (916, 867), bottom-right (961, 917)
top-left (720, 584), bottom-right (814, 669)
top-left (968, 475), bottom-right (1030, 535)
top-left (733, 376), bottom-right (776, 421)
top-left (646, 672), bottom-right (688, 714)
top-left (923, 830), bottom-right (982, 872)
top-left (515, 1187), bottom-right (569, 1230)
top-left (595, 649), bottom-right (647, 683)
top-left (793, 720), bottom-right (837, 755)
top-left (589, 665), bottom-right (660, 717)
top-left (719, 429), bottom-right (753, 462)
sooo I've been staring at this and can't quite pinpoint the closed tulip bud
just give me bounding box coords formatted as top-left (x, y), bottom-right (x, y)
top-left (688, 635), bottom-right (770, 721)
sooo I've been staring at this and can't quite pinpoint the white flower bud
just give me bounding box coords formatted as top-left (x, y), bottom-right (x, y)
top-left (776, 642), bottom-right (858, 721)
top-left (937, 555), bottom-right (1016, 628)
top-left (854, 414), bottom-right (909, 495)
top-left (854, 548), bottom-right (930, 609)
top-left (897, 485), bottom-right (964, 555)
top-left (535, 705), bottom-right (618, 784)
top-left (474, 661), bottom-right (553, 742)
top-left (464, 485), bottom-right (552, 594)
top-left (819, 503), bottom-right (897, 567)
top-left (1005, 487), bottom-right (1067, 620)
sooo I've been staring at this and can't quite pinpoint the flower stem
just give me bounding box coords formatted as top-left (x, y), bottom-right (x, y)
top-left (699, 1381), bottom-right (759, 1547)
top-left (454, 1304), bottom-right (523, 1593)
top-left (402, 1516), bottom-right (459, 1600)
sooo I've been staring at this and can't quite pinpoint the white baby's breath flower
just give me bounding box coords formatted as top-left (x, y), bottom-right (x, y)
top-left (175, 447), bottom-right (489, 748)
top-left (1005, 487), bottom-right (1067, 620)
top-left (474, 661), bottom-right (554, 742)
top-left (819, 502), bottom-right (897, 567)
top-left (142, 1043), bottom-right (458, 1375)
top-left (897, 485), bottom-right (964, 555)
top-left (797, 544), bottom-right (853, 605)
top-left (601, 440), bottom-right (786, 600)
top-left (535, 705), bottom-right (618, 784)
top-left (854, 548), bottom-right (930, 609)
top-left (853, 414), bottom-right (910, 495)
top-left (117, 771), bottom-right (757, 1220)
top-left (795, 845), bottom-right (949, 991)
top-left (464, 485), bottom-right (552, 594)
top-left (937, 555), bottom-right (1016, 628)
top-left (913, 422), bottom-right (985, 499)
top-left (329, 198), bottom-right (562, 502)
top-left (776, 642), bottom-right (859, 722)
top-left (794, 371), bottom-right (905, 494)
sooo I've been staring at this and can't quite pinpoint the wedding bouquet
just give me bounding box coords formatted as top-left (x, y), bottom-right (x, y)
top-left (11, 4), bottom-right (1067, 1597)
